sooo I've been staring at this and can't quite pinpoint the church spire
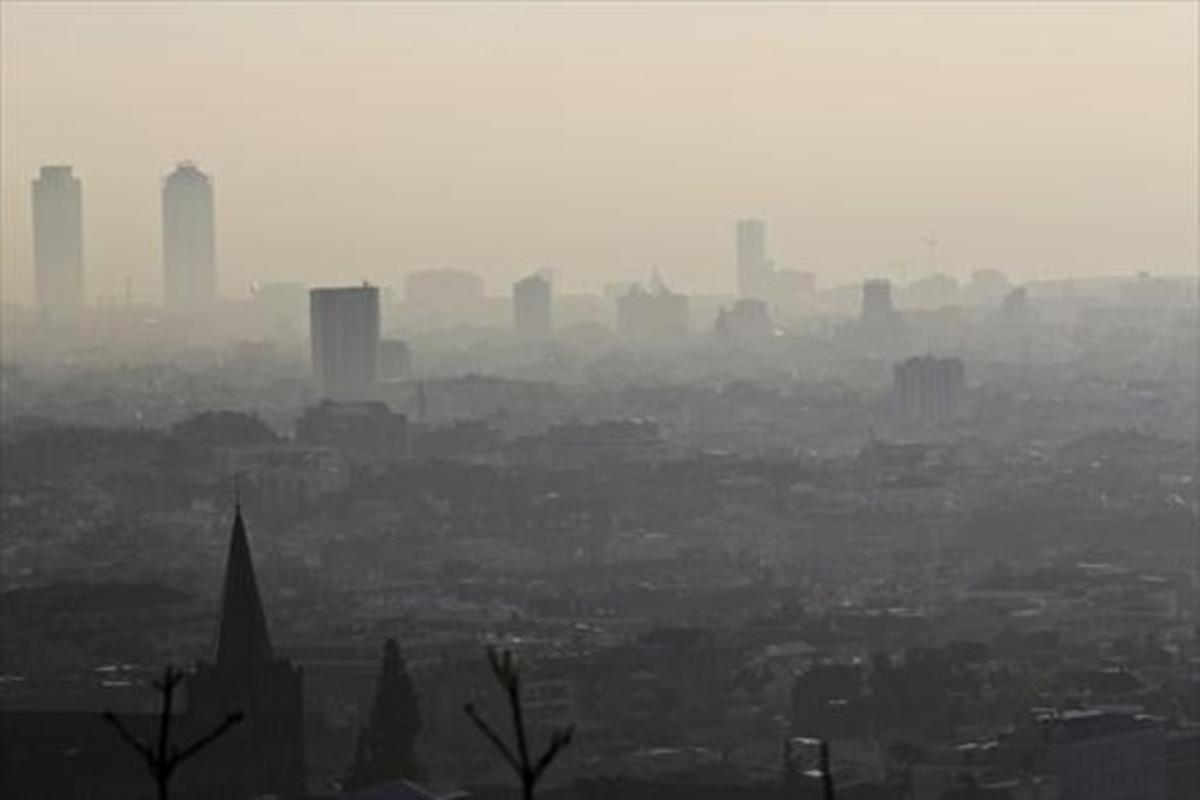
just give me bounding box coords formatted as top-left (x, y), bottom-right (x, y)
top-left (214, 503), bottom-right (273, 671)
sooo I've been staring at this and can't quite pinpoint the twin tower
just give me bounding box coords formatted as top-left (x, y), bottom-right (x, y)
top-left (31, 162), bottom-right (215, 311)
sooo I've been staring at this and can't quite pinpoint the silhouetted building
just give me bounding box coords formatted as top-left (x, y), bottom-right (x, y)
top-left (186, 506), bottom-right (306, 798)
top-left (0, 509), bottom-right (305, 800)
top-left (513, 273), bottom-right (552, 340)
top-left (736, 219), bottom-right (772, 299)
top-left (616, 277), bottom-right (689, 340)
top-left (296, 400), bottom-right (408, 460)
top-left (32, 165), bottom-right (84, 310)
top-left (162, 161), bottom-right (216, 306)
top-left (310, 285), bottom-right (380, 401)
top-left (861, 279), bottom-right (898, 329)
top-left (893, 355), bottom-right (966, 425)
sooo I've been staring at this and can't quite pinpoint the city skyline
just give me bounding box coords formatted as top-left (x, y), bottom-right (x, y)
top-left (2, 5), bottom-right (1197, 800)
top-left (2, 2), bottom-right (1196, 304)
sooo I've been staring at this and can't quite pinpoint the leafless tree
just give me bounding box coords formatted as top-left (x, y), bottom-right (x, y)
top-left (103, 664), bottom-right (243, 800)
top-left (463, 646), bottom-right (574, 800)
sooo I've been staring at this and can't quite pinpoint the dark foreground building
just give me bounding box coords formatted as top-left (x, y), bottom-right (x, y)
top-left (0, 507), bottom-right (305, 799)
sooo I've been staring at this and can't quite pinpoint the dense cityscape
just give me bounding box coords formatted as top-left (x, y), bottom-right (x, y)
top-left (1, 3), bottom-right (1197, 800)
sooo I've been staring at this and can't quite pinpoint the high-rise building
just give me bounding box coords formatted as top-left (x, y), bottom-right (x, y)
top-left (893, 355), bottom-right (966, 425)
top-left (736, 219), bottom-right (772, 299)
top-left (513, 273), bottom-right (552, 340)
top-left (31, 165), bottom-right (84, 310)
top-left (162, 161), bottom-right (215, 306)
top-left (310, 285), bottom-right (380, 401)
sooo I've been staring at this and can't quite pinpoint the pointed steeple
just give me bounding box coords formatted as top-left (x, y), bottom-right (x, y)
top-left (214, 504), bottom-right (273, 672)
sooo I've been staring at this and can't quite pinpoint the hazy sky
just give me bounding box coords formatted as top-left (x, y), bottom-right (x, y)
top-left (2, 1), bottom-right (1196, 303)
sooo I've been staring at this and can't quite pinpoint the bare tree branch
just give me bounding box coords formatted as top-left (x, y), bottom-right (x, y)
top-left (102, 664), bottom-right (243, 800)
top-left (171, 712), bottom-right (244, 766)
top-left (463, 702), bottom-right (521, 772)
top-left (102, 710), bottom-right (155, 766)
top-left (464, 647), bottom-right (575, 800)
top-left (532, 726), bottom-right (575, 779)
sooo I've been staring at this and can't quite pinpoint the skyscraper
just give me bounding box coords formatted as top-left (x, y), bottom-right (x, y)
top-left (162, 161), bottom-right (215, 306)
top-left (513, 273), bottom-right (552, 340)
top-left (310, 285), bottom-right (381, 401)
top-left (736, 219), bottom-right (771, 299)
top-left (31, 165), bottom-right (84, 310)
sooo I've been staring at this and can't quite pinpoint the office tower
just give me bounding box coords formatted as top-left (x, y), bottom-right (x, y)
top-left (736, 219), bottom-right (771, 299)
top-left (310, 285), bottom-right (381, 401)
top-left (513, 273), bottom-right (552, 340)
top-left (893, 355), bottom-right (966, 425)
top-left (162, 161), bottom-right (215, 306)
top-left (31, 165), bottom-right (84, 310)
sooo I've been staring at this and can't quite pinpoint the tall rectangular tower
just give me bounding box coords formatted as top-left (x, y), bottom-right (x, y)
top-left (162, 161), bottom-right (215, 306)
top-left (513, 273), bottom-right (552, 340)
top-left (736, 219), bottom-right (769, 299)
top-left (31, 165), bottom-right (84, 310)
top-left (310, 285), bottom-right (381, 401)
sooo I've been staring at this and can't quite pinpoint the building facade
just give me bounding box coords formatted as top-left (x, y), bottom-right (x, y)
top-left (736, 219), bottom-right (772, 299)
top-left (162, 162), bottom-right (216, 306)
top-left (893, 355), bottom-right (967, 425)
top-left (32, 165), bottom-right (84, 310)
top-left (310, 285), bottom-right (381, 402)
top-left (513, 273), bottom-right (552, 340)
